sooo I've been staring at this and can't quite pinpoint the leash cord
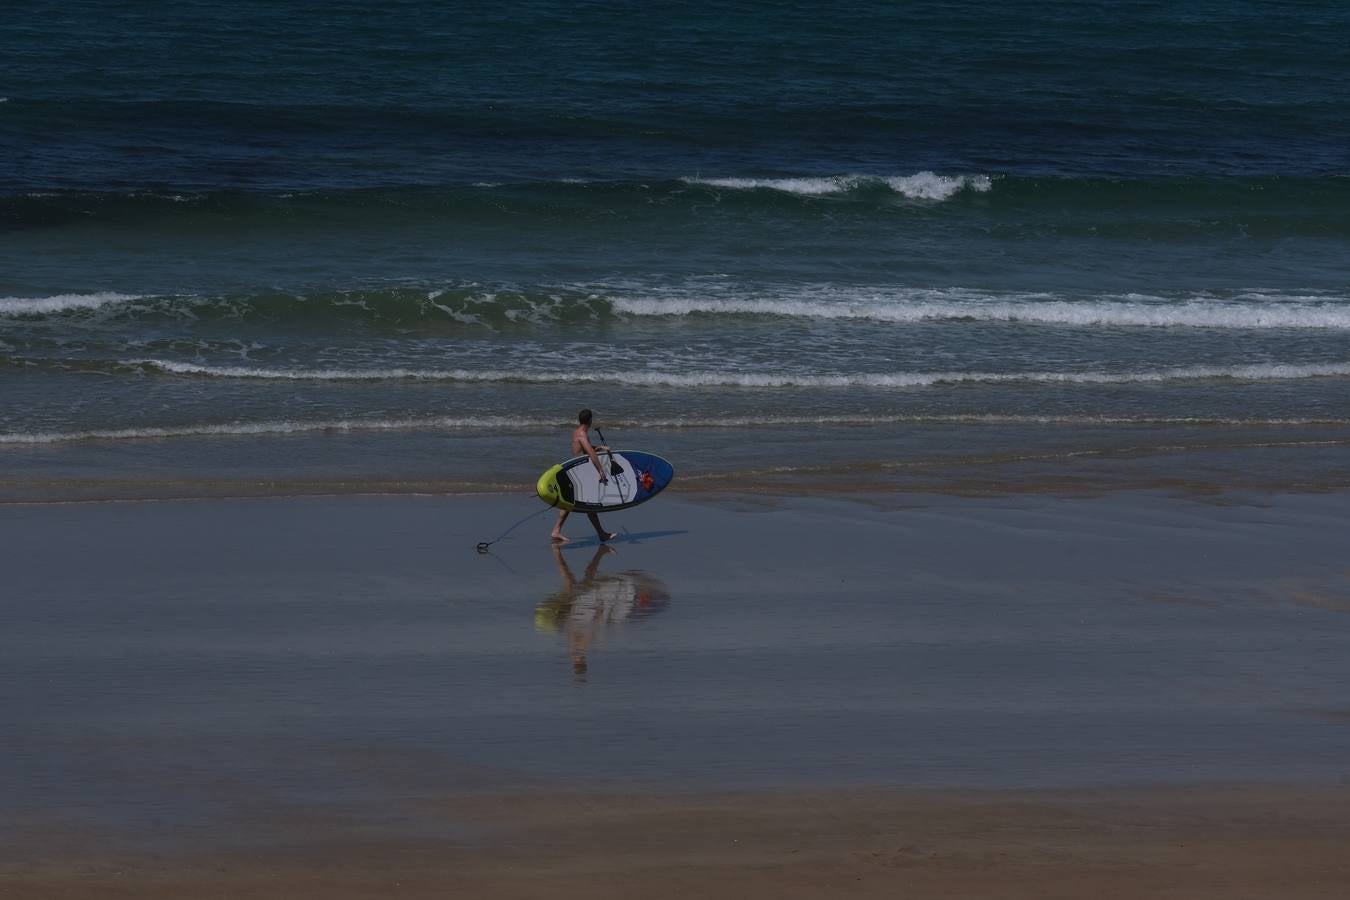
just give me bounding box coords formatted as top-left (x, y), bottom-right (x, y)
top-left (475, 501), bottom-right (551, 553)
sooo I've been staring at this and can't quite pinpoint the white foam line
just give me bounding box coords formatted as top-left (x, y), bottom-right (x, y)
top-left (0, 416), bottom-right (563, 445)
top-left (128, 359), bottom-right (1350, 387)
top-left (10, 287), bottom-right (1347, 332)
top-left (682, 172), bottom-right (993, 200)
top-left (7, 412), bottom-right (1348, 446)
top-left (0, 293), bottom-right (143, 316)
top-left (129, 360), bottom-right (491, 380)
top-left (612, 296), bottom-right (1350, 329)
top-left (641, 414), bottom-right (1350, 428)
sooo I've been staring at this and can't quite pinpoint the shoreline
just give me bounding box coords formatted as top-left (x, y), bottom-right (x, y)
top-left (3, 416), bottom-right (1349, 506)
top-left (4, 465), bottom-right (1350, 507)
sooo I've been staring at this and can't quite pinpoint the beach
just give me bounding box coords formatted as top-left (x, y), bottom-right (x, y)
top-left (7, 1), bottom-right (1350, 894)
top-left (4, 487), bottom-right (1350, 897)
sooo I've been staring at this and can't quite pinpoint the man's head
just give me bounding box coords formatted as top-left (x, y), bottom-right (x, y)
top-left (578, 408), bottom-right (593, 427)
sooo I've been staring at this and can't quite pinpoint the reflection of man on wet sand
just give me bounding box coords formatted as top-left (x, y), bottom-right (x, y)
top-left (537, 544), bottom-right (670, 677)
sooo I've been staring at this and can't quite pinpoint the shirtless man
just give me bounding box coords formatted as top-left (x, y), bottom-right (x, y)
top-left (549, 408), bottom-right (618, 544)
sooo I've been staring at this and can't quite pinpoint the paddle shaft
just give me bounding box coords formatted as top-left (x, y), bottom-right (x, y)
top-left (595, 428), bottom-right (622, 476)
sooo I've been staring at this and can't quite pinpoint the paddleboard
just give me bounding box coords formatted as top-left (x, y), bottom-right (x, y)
top-left (536, 450), bottom-right (674, 512)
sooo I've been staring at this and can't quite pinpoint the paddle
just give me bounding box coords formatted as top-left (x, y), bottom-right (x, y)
top-left (595, 427), bottom-right (623, 477)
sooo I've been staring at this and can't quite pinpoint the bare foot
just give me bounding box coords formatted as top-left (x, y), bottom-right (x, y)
top-left (599, 531), bottom-right (618, 542)
top-left (550, 533), bottom-right (570, 544)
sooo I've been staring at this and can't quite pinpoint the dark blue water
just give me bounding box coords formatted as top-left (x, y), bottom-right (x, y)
top-left (7, 1), bottom-right (1350, 190)
top-left (3, 1), bottom-right (1349, 495)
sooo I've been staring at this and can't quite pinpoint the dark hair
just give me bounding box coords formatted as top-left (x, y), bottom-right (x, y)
top-left (578, 408), bottom-right (593, 426)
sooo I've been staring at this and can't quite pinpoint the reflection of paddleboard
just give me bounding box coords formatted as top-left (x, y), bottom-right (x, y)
top-left (536, 450), bottom-right (674, 512)
top-left (535, 572), bottom-right (672, 633)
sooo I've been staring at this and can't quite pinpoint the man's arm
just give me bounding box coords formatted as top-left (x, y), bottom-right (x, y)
top-left (580, 434), bottom-right (608, 482)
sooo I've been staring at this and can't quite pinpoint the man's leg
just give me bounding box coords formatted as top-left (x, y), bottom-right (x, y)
top-left (587, 513), bottom-right (617, 541)
top-left (551, 509), bottom-right (570, 542)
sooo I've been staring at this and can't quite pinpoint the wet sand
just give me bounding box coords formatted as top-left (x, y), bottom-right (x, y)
top-left (4, 488), bottom-right (1350, 896)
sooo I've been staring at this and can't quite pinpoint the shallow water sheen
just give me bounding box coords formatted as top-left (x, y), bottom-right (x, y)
top-left (3, 493), bottom-right (1349, 826)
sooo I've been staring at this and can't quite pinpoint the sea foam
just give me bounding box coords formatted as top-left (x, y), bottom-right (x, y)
top-left (128, 359), bottom-right (1350, 387)
top-left (15, 285), bottom-right (1346, 331)
top-left (0, 416), bottom-right (561, 445)
top-left (612, 292), bottom-right (1350, 329)
top-left (683, 172), bottom-right (992, 200)
top-left (6, 411), bottom-right (1347, 446)
top-left (0, 293), bottom-right (142, 316)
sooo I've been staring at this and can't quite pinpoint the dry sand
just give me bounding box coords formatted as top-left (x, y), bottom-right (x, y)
top-left (6, 787), bottom-right (1350, 899)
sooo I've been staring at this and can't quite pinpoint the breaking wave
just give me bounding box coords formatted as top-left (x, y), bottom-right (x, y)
top-left (6, 412), bottom-right (1349, 446)
top-left (8, 285), bottom-right (1349, 331)
top-left (0, 293), bottom-right (143, 316)
top-left (0, 416), bottom-right (560, 445)
top-left (680, 172), bottom-right (993, 200)
top-left (612, 291), bottom-right (1350, 329)
top-left (127, 359), bottom-right (1350, 387)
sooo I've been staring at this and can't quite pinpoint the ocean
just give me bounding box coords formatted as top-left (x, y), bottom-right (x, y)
top-left (4, 0), bottom-right (1349, 501)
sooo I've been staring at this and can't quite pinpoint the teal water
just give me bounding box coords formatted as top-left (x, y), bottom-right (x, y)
top-left (3, 1), bottom-right (1349, 496)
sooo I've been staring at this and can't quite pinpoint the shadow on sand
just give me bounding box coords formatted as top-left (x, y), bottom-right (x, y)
top-left (560, 529), bottom-right (689, 550)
